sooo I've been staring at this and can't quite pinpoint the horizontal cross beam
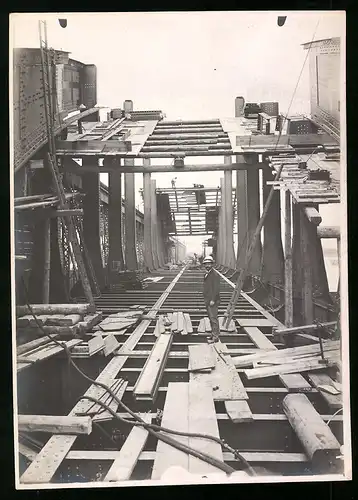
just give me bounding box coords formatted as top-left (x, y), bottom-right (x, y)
top-left (62, 159), bottom-right (261, 174)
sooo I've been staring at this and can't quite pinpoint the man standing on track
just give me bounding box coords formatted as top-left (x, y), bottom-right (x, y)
top-left (202, 255), bottom-right (220, 343)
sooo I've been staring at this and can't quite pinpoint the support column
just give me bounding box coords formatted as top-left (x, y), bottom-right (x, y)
top-left (49, 218), bottom-right (68, 302)
top-left (218, 178), bottom-right (227, 267)
top-left (43, 217), bottom-right (51, 303)
top-left (143, 167), bottom-right (154, 271)
top-left (261, 166), bottom-right (284, 284)
top-left (82, 165), bottom-right (105, 288)
top-left (284, 191), bottom-right (293, 327)
top-left (108, 162), bottom-right (124, 275)
top-left (300, 209), bottom-right (315, 325)
top-left (247, 168), bottom-right (262, 277)
top-left (124, 162), bottom-right (138, 271)
top-left (292, 202), bottom-right (303, 325)
top-left (151, 179), bottom-right (160, 269)
top-left (304, 208), bottom-right (331, 304)
top-left (224, 161), bottom-right (236, 269)
top-left (236, 169), bottom-right (248, 270)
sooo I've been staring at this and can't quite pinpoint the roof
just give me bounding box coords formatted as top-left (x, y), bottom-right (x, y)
top-left (302, 37), bottom-right (340, 49)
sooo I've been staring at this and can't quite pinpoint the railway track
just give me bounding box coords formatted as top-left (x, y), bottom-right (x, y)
top-left (18, 266), bottom-right (343, 484)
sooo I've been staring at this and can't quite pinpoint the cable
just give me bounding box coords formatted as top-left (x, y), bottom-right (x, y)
top-left (19, 276), bottom-right (254, 476)
top-left (326, 407), bottom-right (343, 426)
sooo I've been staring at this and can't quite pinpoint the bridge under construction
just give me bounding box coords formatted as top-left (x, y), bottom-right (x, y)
top-left (12, 23), bottom-right (346, 486)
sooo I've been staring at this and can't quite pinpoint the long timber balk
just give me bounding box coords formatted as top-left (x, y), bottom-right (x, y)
top-left (13, 37), bottom-right (345, 486)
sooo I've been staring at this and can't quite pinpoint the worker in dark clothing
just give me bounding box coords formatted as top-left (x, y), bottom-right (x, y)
top-left (202, 255), bottom-right (220, 343)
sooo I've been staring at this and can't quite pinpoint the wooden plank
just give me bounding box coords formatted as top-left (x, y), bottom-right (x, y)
top-left (244, 353), bottom-right (339, 380)
top-left (17, 339), bottom-right (83, 371)
top-left (191, 343), bottom-right (248, 400)
top-left (197, 318), bottom-right (206, 333)
top-left (232, 340), bottom-right (340, 367)
top-left (88, 335), bottom-right (104, 355)
top-left (188, 381), bottom-right (225, 475)
top-left (17, 336), bottom-right (59, 356)
top-left (307, 373), bottom-right (342, 409)
top-left (46, 314), bottom-right (81, 326)
top-left (237, 318), bottom-right (273, 328)
top-left (171, 312), bottom-right (178, 332)
top-left (283, 393), bottom-right (341, 472)
top-left (133, 333), bottom-right (173, 400)
top-left (188, 344), bottom-right (215, 372)
top-left (67, 449), bottom-right (309, 463)
top-left (77, 312), bottom-right (103, 332)
top-left (304, 207), bottom-right (322, 226)
top-left (104, 413), bottom-right (151, 481)
top-left (177, 312), bottom-right (184, 332)
top-left (151, 383), bottom-right (189, 479)
top-left (16, 304), bottom-right (92, 316)
top-left (184, 313), bottom-right (193, 334)
top-left (243, 326), bottom-right (276, 350)
top-left (224, 400), bottom-right (253, 423)
top-left (103, 335), bottom-right (120, 356)
top-left (18, 415), bottom-right (92, 435)
top-left (92, 381), bottom-right (128, 422)
top-left (280, 374), bottom-right (313, 392)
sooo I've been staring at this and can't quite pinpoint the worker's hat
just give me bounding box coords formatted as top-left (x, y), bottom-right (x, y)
top-left (203, 256), bottom-right (214, 263)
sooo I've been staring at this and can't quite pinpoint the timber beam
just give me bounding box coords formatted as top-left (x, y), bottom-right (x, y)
top-left (62, 159), bottom-right (261, 173)
top-left (317, 226), bottom-right (340, 239)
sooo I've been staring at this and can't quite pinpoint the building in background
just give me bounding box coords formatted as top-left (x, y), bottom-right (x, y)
top-left (303, 37), bottom-right (340, 142)
top-left (168, 237), bottom-right (186, 264)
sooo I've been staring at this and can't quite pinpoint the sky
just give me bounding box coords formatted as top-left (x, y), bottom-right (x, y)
top-left (10, 12), bottom-right (345, 286)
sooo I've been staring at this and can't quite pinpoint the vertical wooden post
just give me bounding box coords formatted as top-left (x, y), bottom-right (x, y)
top-left (292, 202), bottom-right (302, 325)
top-left (151, 179), bottom-right (160, 269)
top-left (262, 166), bottom-right (284, 284)
top-left (284, 190), bottom-right (293, 327)
top-left (49, 218), bottom-right (68, 302)
top-left (236, 169), bottom-right (248, 270)
top-left (224, 160), bottom-right (236, 270)
top-left (82, 164), bottom-right (105, 288)
top-left (300, 209), bottom-right (314, 325)
top-left (43, 217), bottom-right (51, 303)
top-left (247, 168), bottom-right (262, 277)
top-left (108, 161), bottom-right (124, 275)
top-left (124, 163), bottom-right (138, 271)
top-left (143, 166), bottom-right (154, 271)
top-left (220, 178), bottom-right (227, 268)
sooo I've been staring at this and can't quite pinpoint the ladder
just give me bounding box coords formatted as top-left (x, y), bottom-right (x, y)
top-left (38, 21), bottom-right (97, 307)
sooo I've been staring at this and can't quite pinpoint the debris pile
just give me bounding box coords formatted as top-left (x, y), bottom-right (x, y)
top-left (16, 304), bottom-right (102, 341)
top-left (231, 339), bottom-right (340, 379)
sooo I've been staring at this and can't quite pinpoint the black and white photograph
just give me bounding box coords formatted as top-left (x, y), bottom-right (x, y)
top-left (10, 11), bottom-right (349, 489)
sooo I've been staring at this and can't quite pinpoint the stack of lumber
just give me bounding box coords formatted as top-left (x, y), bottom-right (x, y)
top-left (189, 342), bottom-right (253, 423)
top-left (197, 316), bottom-right (236, 334)
top-left (231, 340), bottom-right (340, 380)
top-left (16, 304), bottom-right (102, 339)
top-left (110, 270), bottom-right (147, 290)
top-left (95, 308), bottom-right (146, 333)
top-left (154, 312), bottom-right (193, 337)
